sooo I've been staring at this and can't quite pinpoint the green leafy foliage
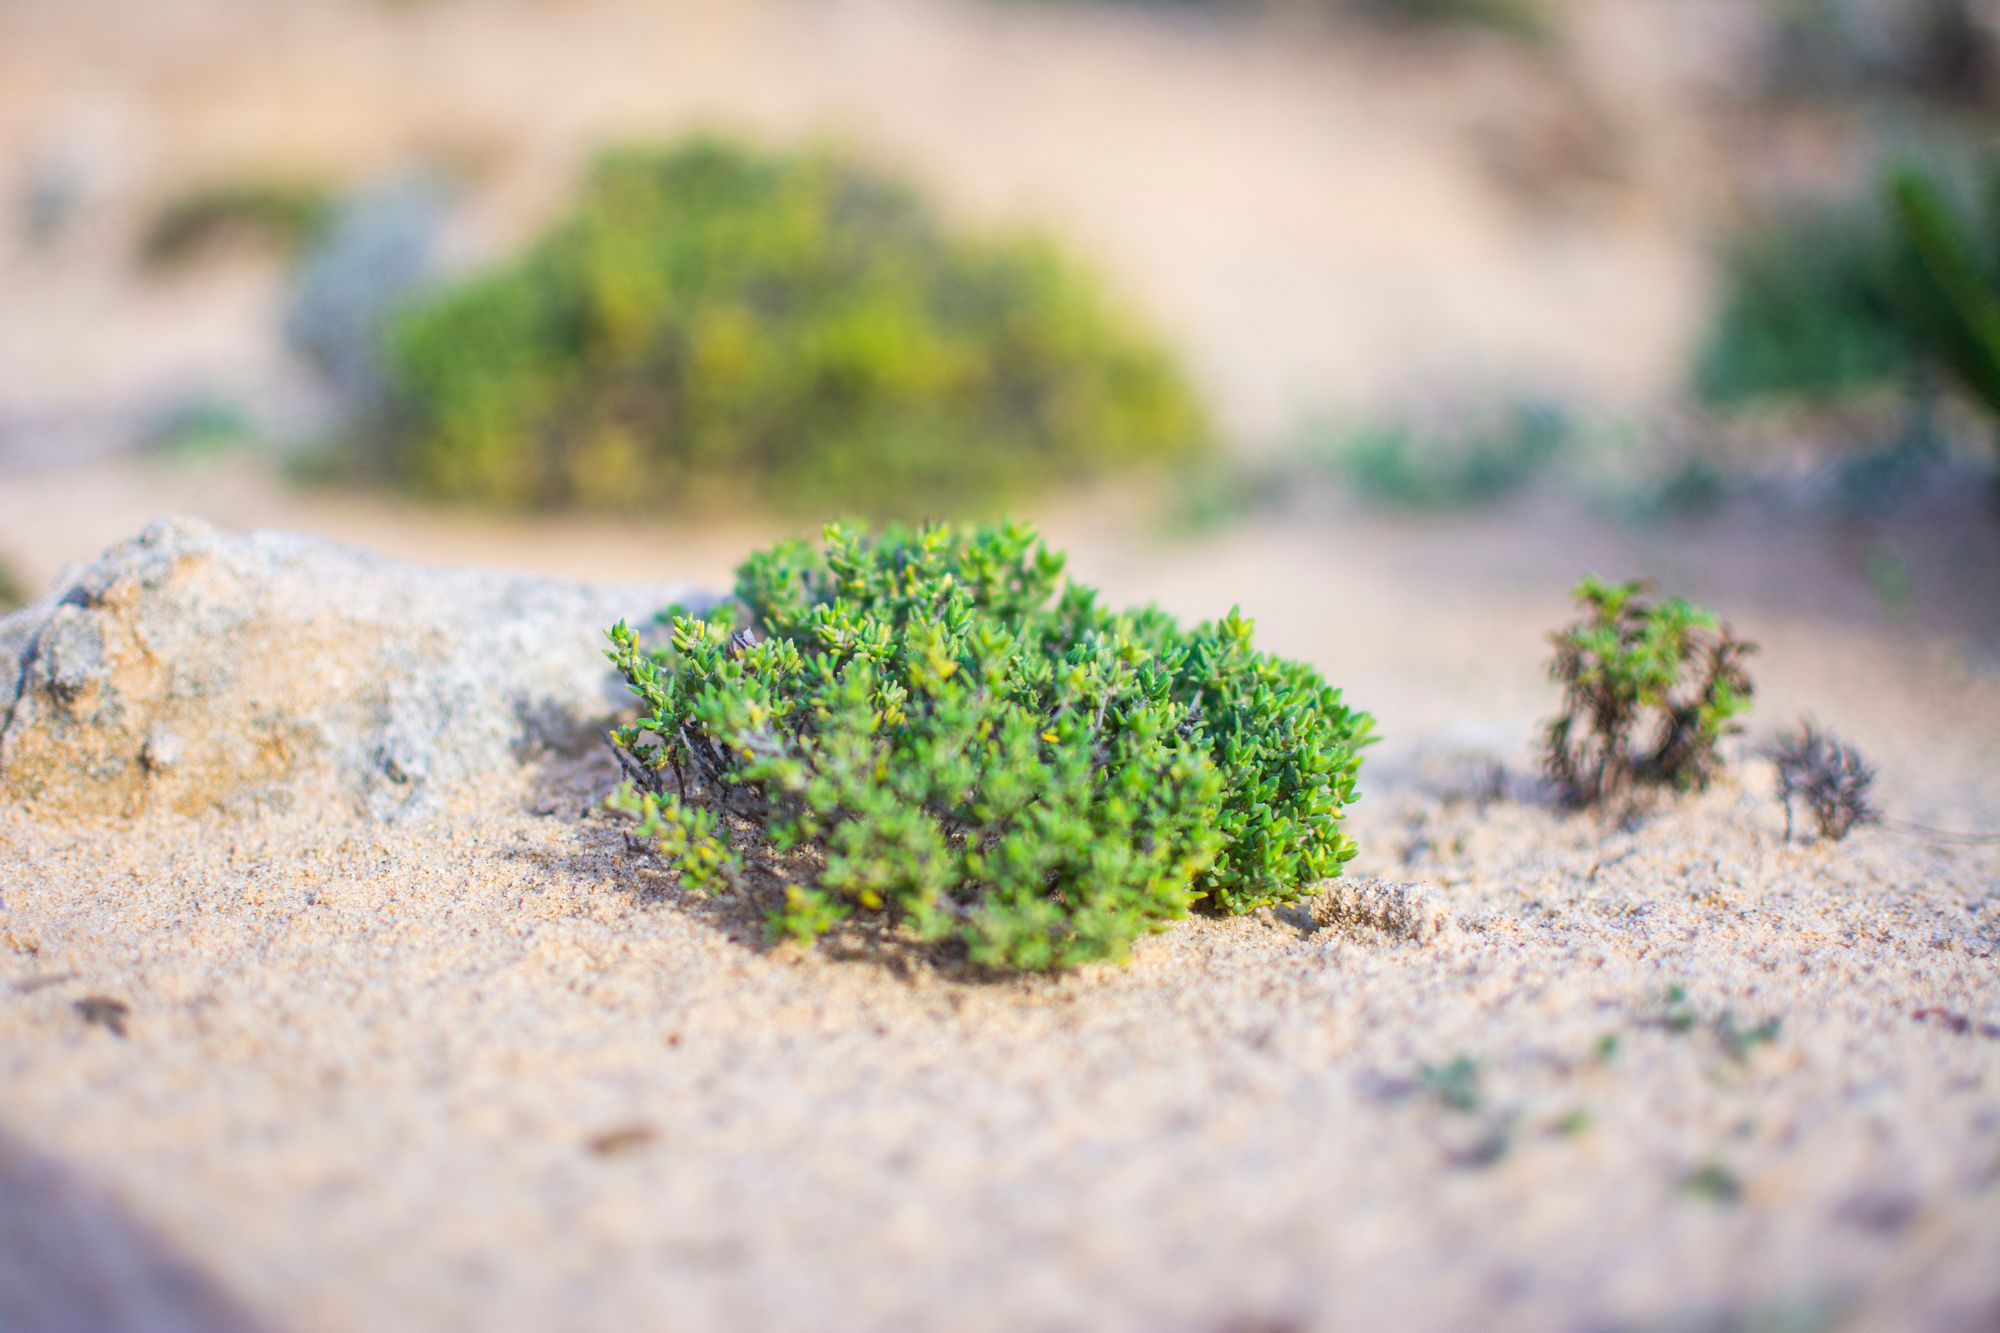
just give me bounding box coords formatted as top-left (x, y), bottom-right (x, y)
top-left (1694, 161), bottom-right (2000, 456)
top-left (1693, 199), bottom-right (1912, 409)
top-left (0, 559), bottom-right (26, 614)
top-left (383, 138), bottom-right (1207, 515)
top-left (1044, 0), bottom-right (1552, 38)
top-left (606, 519), bottom-right (1372, 970)
top-left (1888, 163), bottom-right (2000, 427)
top-left (138, 179), bottom-right (331, 270)
top-left (1346, 0), bottom-right (1551, 37)
top-left (1541, 577), bottom-right (1755, 806)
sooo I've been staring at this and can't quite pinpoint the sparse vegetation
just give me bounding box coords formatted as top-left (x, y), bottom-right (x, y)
top-left (138, 179), bottom-right (332, 269)
top-left (1649, 984), bottom-right (1784, 1063)
top-left (1694, 198), bottom-right (1911, 412)
top-left (1345, 0), bottom-right (1551, 37)
top-left (383, 137), bottom-right (1207, 516)
top-left (1324, 400), bottom-right (1569, 511)
top-left (0, 559), bottom-right (25, 613)
top-left (1419, 1056), bottom-right (1484, 1113)
top-left (1542, 578), bottom-right (1756, 807)
top-left (1769, 721), bottom-right (1878, 842)
top-left (1889, 162), bottom-right (2000, 447)
top-left (606, 519), bottom-right (1372, 970)
top-left (1681, 1160), bottom-right (1743, 1204)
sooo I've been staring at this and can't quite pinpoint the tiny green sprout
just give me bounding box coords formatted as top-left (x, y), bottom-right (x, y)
top-left (1662, 984), bottom-right (1699, 1033)
top-left (1594, 1032), bottom-right (1622, 1063)
top-left (1420, 1056), bottom-right (1483, 1114)
top-left (1550, 1109), bottom-right (1593, 1137)
top-left (1718, 1012), bottom-right (1783, 1063)
top-left (1542, 577), bottom-right (1755, 807)
top-left (1681, 1161), bottom-right (1743, 1205)
top-left (604, 519), bottom-right (1373, 970)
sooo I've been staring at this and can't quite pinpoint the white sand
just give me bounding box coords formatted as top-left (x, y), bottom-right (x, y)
top-left (3, 506), bottom-right (1997, 1332)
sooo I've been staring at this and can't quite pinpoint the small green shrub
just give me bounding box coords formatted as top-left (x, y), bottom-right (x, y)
top-left (384, 138), bottom-right (1207, 515)
top-left (606, 519), bottom-right (1372, 970)
top-left (138, 179), bottom-right (331, 270)
top-left (1541, 577), bottom-right (1755, 806)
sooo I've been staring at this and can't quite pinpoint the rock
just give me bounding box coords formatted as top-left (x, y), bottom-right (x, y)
top-left (0, 517), bottom-right (709, 819)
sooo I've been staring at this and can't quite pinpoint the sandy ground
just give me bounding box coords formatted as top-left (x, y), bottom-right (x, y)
top-left (1, 483), bottom-right (1997, 1331)
top-left (2, 1), bottom-right (1996, 1325)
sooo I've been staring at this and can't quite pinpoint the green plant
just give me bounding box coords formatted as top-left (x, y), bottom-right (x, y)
top-left (143, 397), bottom-right (256, 460)
top-left (384, 138), bottom-right (1206, 516)
top-left (1325, 400), bottom-right (1568, 510)
top-left (138, 179), bottom-right (331, 270)
top-left (1418, 1056), bottom-right (1484, 1113)
top-left (1681, 1160), bottom-right (1742, 1204)
top-left (606, 518), bottom-right (1372, 970)
top-left (1694, 199), bottom-right (1913, 410)
top-left (1346, 0), bottom-right (1551, 37)
top-left (0, 559), bottom-right (26, 613)
top-left (1889, 163), bottom-right (2000, 435)
top-left (1541, 577), bottom-right (1756, 806)
top-left (1769, 720), bottom-right (1878, 842)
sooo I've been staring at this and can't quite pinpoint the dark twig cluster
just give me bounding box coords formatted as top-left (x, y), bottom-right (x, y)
top-left (1769, 721), bottom-right (1878, 843)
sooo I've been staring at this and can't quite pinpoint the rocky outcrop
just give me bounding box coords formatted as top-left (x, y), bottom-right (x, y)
top-left (0, 518), bottom-right (708, 819)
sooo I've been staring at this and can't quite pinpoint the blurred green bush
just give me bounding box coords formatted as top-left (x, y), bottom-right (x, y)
top-left (1020, 0), bottom-right (1552, 38)
top-left (1324, 399), bottom-right (1569, 509)
top-left (1695, 161), bottom-right (2000, 458)
top-left (1344, 0), bottom-right (1550, 37)
top-left (1693, 199), bottom-right (1912, 411)
top-left (138, 180), bottom-right (331, 270)
top-left (0, 560), bottom-right (27, 614)
top-left (380, 138), bottom-right (1208, 515)
top-left (1889, 163), bottom-right (2000, 427)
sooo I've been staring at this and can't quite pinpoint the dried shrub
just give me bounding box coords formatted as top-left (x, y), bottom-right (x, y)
top-left (607, 519), bottom-right (1373, 970)
top-left (1769, 720), bottom-right (1878, 842)
top-left (1541, 577), bottom-right (1756, 807)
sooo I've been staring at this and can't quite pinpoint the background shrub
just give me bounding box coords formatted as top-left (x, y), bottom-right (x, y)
top-left (383, 138), bottom-right (1208, 515)
top-left (607, 519), bottom-right (1372, 970)
top-left (1693, 159), bottom-right (2000, 455)
top-left (1323, 399), bottom-right (1569, 510)
top-left (1888, 162), bottom-right (2000, 437)
top-left (1693, 199), bottom-right (1913, 410)
top-left (138, 179), bottom-right (331, 270)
